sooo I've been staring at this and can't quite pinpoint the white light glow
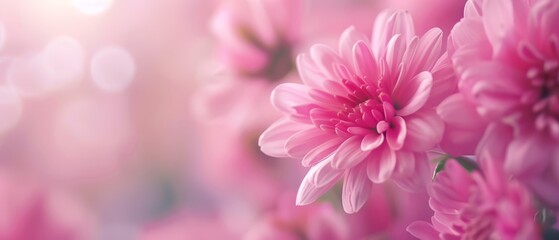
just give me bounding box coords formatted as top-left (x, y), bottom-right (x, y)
top-left (73, 0), bottom-right (113, 15)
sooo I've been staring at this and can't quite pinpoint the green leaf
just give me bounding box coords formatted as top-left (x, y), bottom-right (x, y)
top-left (431, 154), bottom-right (451, 181)
top-left (431, 155), bottom-right (478, 181)
top-left (454, 156), bottom-right (479, 173)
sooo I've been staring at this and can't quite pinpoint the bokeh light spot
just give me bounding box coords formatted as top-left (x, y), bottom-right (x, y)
top-left (41, 36), bottom-right (85, 87)
top-left (6, 55), bottom-right (54, 97)
top-left (91, 46), bottom-right (136, 93)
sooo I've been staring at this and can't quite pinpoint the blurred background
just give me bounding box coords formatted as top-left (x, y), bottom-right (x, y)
top-left (0, 0), bottom-right (464, 239)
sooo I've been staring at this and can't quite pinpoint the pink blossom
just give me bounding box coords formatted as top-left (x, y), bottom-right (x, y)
top-left (0, 170), bottom-right (95, 240)
top-left (443, 0), bottom-right (559, 207)
top-left (140, 212), bottom-right (238, 240)
top-left (259, 10), bottom-right (454, 213)
top-left (210, 0), bottom-right (300, 80)
top-left (407, 156), bottom-right (540, 239)
top-left (243, 193), bottom-right (349, 240)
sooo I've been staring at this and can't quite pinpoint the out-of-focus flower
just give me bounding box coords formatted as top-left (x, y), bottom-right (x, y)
top-left (259, 10), bottom-right (454, 213)
top-left (380, 0), bottom-right (466, 35)
top-left (0, 169), bottom-right (95, 240)
top-left (345, 183), bottom-right (433, 239)
top-left (210, 0), bottom-right (300, 81)
top-left (243, 193), bottom-right (349, 240)
top-left (140, 211), bottom-right (237, 240)
top-left (442, 0), bottom-right (559, 207)
top-left (407, 156), bottom-right (540, 239)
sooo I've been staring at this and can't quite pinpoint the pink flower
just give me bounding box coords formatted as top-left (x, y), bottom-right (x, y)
top-left (259, 10), bottom-right (454, 213)
top-left (443, 0), bottom-right (559, 207)
top-left (0, 169), bottom-right (95, 240)
top-left (407, 155), bottom-right (540, 239)
top-left (140, 211), bottom-right (238, 240)
top-left (210, 0), bottom-right (301, 80)
top-left (243, 193), bottom-right (349, 240)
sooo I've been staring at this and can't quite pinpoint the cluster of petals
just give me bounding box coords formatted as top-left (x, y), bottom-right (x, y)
top-left (439, 0), bottom-right (559, 207)
top-left (210, 0), bottom-right (300, 80)
top-left (407, 156), bottom-right (539, 239)
top-left (259, 9), bottom-right (454, 213)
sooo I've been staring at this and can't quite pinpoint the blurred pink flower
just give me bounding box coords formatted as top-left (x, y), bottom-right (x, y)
top-left (0, 169), bottom-right (95, 240)
top-left (140, 211), bottom-right (237, 240)
top-left (211, 0), bottom-right (300, 80)
top-left (243, 193), bottom-right (349, 240)
top-left (259, 10), bottom-right (453, 213)
top-left (443, 0), bottom-right (559, 206)
top-left (407, 156), bottom-right (539, 239)
top-left (380, 0), bottom-right (466, 35)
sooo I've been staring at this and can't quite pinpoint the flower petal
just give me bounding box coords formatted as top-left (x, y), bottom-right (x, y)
top-left (403, 28), bottom-right (443, 79)
top-left (371, 10), bottom-right (415, 59)
top-left (361, 133), bottom-right (384, 151)
top-left (342, 164), bottom-right (371, 213)
top-left (404, 109), bottom-right (444, 152)
top-left (296, 165), bottom-right (342, 205)
top-left (310, 44), bottom-right (346, 80)
top-left (407, 221), bottom-right (440, 240)
top-left (482, 0), bottom-right (514, 55)
top-left (393, 150), bottom-right (415, 177)
top-left (259, 118), bottom-right (309, 157)
top-left (353, 41), bottom-right (378, 84)
top-left (297, 53), bottom-right (326, 89)
top-left (367, 144), bottom-right (396, 183)
top-left (394, 71), bottom-right (433, 116)
top-left (331, 136), bottom-right (370, 169)
top-left (505, 132), bottom-right (551, 177)
top-left (386, 116), bottom-right (407, 150)
top-left (311, 155), bottom-right (345, 187)
top-left (339, 26), bottom-right (369, 64)
top-left (285, 127), bottom-right (330, 158)
top-left (303, 137), bottom-right (344, 167)
top-left (271, 83), bottom-right (311, 115)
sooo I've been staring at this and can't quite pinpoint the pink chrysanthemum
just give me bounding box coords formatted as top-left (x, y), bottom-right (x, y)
top-left (442, 0), bottom-right (559, 207)
top-left (259, 10), bottom-right (454, 213)
top-left (407, 156), bottom-right (539, 239)
top-left (210, 0), bottom-right (300, 80)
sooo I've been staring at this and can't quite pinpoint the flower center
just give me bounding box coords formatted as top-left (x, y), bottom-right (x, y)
top-left (311, 78), bottom-right (397, 138)
top-left (521, 59), bottom-right (559, 136)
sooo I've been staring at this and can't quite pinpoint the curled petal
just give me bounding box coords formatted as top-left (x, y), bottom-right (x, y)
top-left (361, 133), bottom-right (384, 151)
top-left (386, 116), bottom-right (407, 151)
